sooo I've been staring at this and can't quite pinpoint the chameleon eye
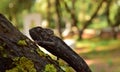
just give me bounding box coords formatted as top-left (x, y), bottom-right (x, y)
top-left (44, 29), bottom-right (54, 35)
top-left (48, 30), bottom-right (54, 35)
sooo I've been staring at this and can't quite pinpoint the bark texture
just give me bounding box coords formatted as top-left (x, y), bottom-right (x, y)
top-left (0, 14), bottom-right (64, 72)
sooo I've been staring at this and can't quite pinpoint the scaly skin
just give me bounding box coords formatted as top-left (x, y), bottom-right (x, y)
top-left (29, 27), bottom-right (91, 72)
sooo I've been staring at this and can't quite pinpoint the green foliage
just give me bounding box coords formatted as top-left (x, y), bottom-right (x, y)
top-left (44, 64), bottom-right (57, 72)
top-left (0, 0), bottom-right (119, 30)
top-left (107, 58), bottom-right (113, 66)
top-left (17, 40), bottom-right (27, 46)
top-left (0, 0), bottom-right (35, 14)
top-left (0, 0), bottom-right (35, 27)
top-left (6, 57), bottom-right (36, 72)
top-left (0, 0), bottom-right (10, 14)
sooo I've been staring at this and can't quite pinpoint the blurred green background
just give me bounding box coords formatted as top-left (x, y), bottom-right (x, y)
top-left (0, 0), bottom-right (120, 72)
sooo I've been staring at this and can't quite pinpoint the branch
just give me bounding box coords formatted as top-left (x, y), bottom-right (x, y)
top-left (0, 14), bottom-right (64, 72)
top-left (80, 0), bottom-right (105, 39)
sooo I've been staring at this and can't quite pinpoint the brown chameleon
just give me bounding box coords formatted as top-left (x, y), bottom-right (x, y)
top-left (29, 27), bottom-right (91, 72)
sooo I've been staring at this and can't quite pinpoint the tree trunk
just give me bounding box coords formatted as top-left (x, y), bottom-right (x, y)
top-left (46, 0), bottom-right (51, 26)
top-left (63, 0), bottom-right (80, 36)
top-left (0, 14), bottom-right (64, 72)
top-left (55, 0), bottom-right (63, 38)
top-left (79, 0), bottom-right (104, 39)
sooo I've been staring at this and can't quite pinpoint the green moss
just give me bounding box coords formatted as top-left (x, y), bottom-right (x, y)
top-left (6, 57), bottom-right (36, 72)
top-left (13, 57), bottom-right (20, 61)
top-left (44, 64), bottom-right (57, 72)
top-left (10, 49), bottom-right (14, 52)
top-left (0, 46), bottom-right (4, 51)
top-left (6, 67), bottom-right (20, 72)
top-left (0, 43), bottom-right (6, 50)
top-left (65, 67), bottom-right (74, 72)
top-left (36, 48), bottom-right (46, 56)
top-left (3, 53), bottom-right (7, 57)
top-left (30, 50), bottom-right (34, 53)
top-left (17, 40), bottom-right (27, 46)
top-left (2, 43), bottom-right (6, 46)
top-left (0, 46), bottom-right (8, 57)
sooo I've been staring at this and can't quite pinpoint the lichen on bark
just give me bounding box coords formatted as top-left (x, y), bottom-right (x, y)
top-left (17, 40), bottom-right (27, 46)
top-left (6, 57), bottom-right (36, 72)
top-left (44, 64), bottom-right (57, 72)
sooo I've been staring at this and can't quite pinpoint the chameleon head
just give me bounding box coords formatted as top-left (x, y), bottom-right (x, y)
top-left (44, 28), bottom-right (54, 36)
top-left (29, 27), bottom-right (43, 41)
top-left (29, 27), bottom-right (54, 41)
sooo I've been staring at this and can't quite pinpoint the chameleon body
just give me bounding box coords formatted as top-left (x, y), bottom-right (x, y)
top-left (29, 27), bottom-right (91, 72)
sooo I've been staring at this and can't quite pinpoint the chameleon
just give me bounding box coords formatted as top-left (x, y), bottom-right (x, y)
top-left (29, 27), bottom-right (91, 72)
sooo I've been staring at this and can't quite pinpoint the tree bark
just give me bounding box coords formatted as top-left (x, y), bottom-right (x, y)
top-left (46, 0), bottom-right (51, 26)
top-left (0, 14), bottom-right (64, 72)
top-left (55, 0), bottom-right (63, 38)
top-left (106, 0), bottom-right (119, 39)
top-left (63, 0), bottom-right (80, 35)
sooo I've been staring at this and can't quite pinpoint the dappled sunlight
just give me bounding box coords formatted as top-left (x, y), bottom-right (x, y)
top-left (75, 39), bottom-right (120, 53)
top-left (75, 47), bottom-right (92, 53)
top-left (87, 57), bottom-right (120, 72)
top-left (75, 39), bottom-right (120, 72)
